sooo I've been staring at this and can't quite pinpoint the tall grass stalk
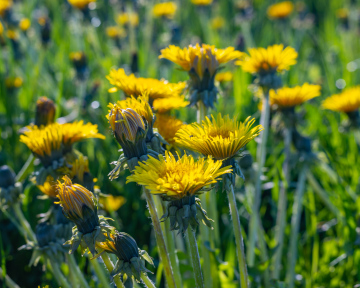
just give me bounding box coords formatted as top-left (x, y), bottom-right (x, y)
top-left (272, 126), bottom-right (291, 279)
top-left (247, 90), bottom-right (270, 266)
top-left (286, 165), bottom-right (307, 288)
top-left (143, 188), bottom-right (177, 288)
top-left (227, 183), bottom-right (249, 288)
top-left (186, 228), bottom-right (204, 288)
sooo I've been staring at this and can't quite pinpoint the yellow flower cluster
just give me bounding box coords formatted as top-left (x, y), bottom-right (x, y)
top-left (127, 151), bottom-right (231, 198)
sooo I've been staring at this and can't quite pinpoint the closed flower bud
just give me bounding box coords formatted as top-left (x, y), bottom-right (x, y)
top-left (36, 222), bottom-right (56, 248)
top-left (0, 165), bottom-right (16, 189)
top-left (56, 176), bottom-right (99, 234)
top-left (35, 96), bottom-right (56, 127)
top-left (0, 165), bottom-right (22, 206)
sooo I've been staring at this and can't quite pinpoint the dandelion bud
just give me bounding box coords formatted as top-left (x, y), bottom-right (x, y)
top-left (35, 96), bottom-right (56, 127)
top-left (108, 106), bottom-right (148, 159)
top-left (56, 176), bottom-right (99, 234)
top-left (36, 222), bottom-right (56, 248)
top-left (0, 165), bottom-right (16, 189)
top-left (98, 232), bottom-right (153, 280)
top-left (0, 165), bottom-right (22, 206)
top-left (38, 17), bottom-right (51, 47)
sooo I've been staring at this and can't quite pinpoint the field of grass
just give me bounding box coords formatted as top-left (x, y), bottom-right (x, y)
top-left (1, 0), bottom-right (360, 287)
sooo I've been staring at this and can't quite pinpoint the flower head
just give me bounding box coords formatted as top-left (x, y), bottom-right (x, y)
top-left (160, 44), bottom-right (243, 107)
top-left (56, 176), bottom-right (98, 234)
top-left (70, 154), bottom-right (94, 191)
top-left (106, 26), bottom-right (126, 39)
top-left (153, 2), bottom-right (177, 19)
top-left (322, 86), bottom-right (360, 113)
top-left (175, 113), bottom-right (263, 160)
top-left (19, 18), bottom-right (31, 31)
top-left (236, 44), bottom-right (297, 74)
top-left (270, 83), bottom-right (321, 108)
top-left (107, 68), bottom-right (185, 100)
top-left (267, 1), bottom-right (294, 19)
top-left (0, 0), bottom-right (12, 16)
top-left (35, 96), bottom-right (56, 127)
top-left (127, 151), bottom-right (231, 199)
top-left (37, 177), bottom-right (58, 198)
top-left (67, 0), bottom-right (95, 9)
top-left (154, 114), bottom-right (185, 145)
top-left (5, 76), bottom-right (23, 89)
top-left (153, 96), bottom-right (189, 113)
top-left (191, 0), bottom-right (213, 5)
top-left (117, 12), bottom-right (139, 27)
top-left (211, 16), bottom-right (225, 30)
top-left (61, 121), bottom-right (105, 151)
top-left (215, 71), bottom-right (233, 83)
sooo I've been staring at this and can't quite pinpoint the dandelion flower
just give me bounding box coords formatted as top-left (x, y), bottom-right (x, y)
top-left (35, 96), bottom-right (56, 127)
top-left (211, 16), bottom-right (225, 30)
top-left (270, 83), bottom-right (321, 107)
top-left (153, 2), bottom-right (177, 19)
top-left (153, 96), bottom-right (189, 113)
top-left (215, 71), bottom-right (233, 83)
top-left (5, 76), bottom-right (22, 88)
top-left (160, 44), bottom-right (243, 107)
top-left (107, 68), bottom-right (186, 100)
top-left (0, 0), bottom-right (12, 16)
top-left (37, 177), bottom-right (58, 198)
top-left (322, 86), bottom-right (360, 113)
top-left (67, 0), bottom-right (95, 10)
top-left (19, 18), bottom-right (31, 31)
top-left (99, 195), bottom-right (126, 212)
top-left (106, 26), bottom-right (126, 39)
top-left (117, 12), bottom-right (139, 27)
top-left (191, 0), bottom-right (213, 6)
top-left (154, 114), bottom-right (185, 145)
top-left (267, 1), bottom-right (294, 19)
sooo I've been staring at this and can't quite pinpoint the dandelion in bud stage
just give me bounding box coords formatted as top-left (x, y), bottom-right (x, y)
top-left (153, 2), bottom-right (177, 19)
top-left (97, 232), bottom-right (153, 281)
top-left (153, 96), bottom-right (189, 114)
top-left (70, 51), bottom-right (88, 80)
top-left (56, 176), bottom-right (115, 255)
top-left (127, 151), bottom-right (231, 233)
top-left (67, 0), bottom-right (95, 10)
top-left (35, 96), bottom-right (56, 127)
top-left (267, 1), bottom-right (294, 19)
top-left (236, 44), bottom-right (297, 89)
top-left (107, 68), bottom-right (185, 100)
top-left (160, 44), bottom-right (243, 107)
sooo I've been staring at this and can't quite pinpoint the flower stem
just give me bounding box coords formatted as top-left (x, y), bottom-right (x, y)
top-left (101, 252), bottom-right (126, 288)
top-left (141, 272), bottom-right (156, 288)
top-left (272, 126), bottom-right (291, 279)
top-left (227, 184), bottom-right (249, 288)
top-left (12, 202), bottom-right (36, 243)
top-left (66, 254), bottom-right (90, 288)
top-left (15, 154), bottom-right (34, 182)
top-left (143, 188), bottom-right (177, 288)
top-left (186, 229), bottom-right (204, 288)
top-left (48, 258), bottom-right (72, 288)
top-left (286, 165), bottom-right (307, 288)
top-left (0, 267), bottom-right (20, 288)
top-left (90, 257), bottom-right (112, 288)
top-left (247, 90), bottom-right (270, 266)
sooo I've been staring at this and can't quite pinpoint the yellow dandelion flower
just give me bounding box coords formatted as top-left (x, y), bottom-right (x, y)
top-left (5, 76), bottom-right (23, 88)
top-left (154, 114), bottom-right (185, 145)
top-left (106, 26), bottom-right (126, 39)
top-left (6, 29), bottom-right (18, 40)
top-left (322, 86), bottom-right (360, 113)
top-left (127, 151), bottom-right (231, 199)
top-left (160, 44), bottom-right (243, 79)
top-left (215, 71), bottom-right (233, 82)
top-left (153, 96), bottom-right (189, 113)
top-left (19, 18), bottom-right (31, 31)
top-left (236, 44), bottom-right (297, 74)
top-left (269, 83), bottom-right (321, 107)
top-left (67, 0), bottom-right (95, 9)
top-left (107, 68), bottom-right (186, 99)
top-left (0, 0), bottom-right (12, 16)
top-left (153, 2), bottom-right (177, 19)
top-left (110, 95), bottom-right (153, 127)
top-left (37, 177), bottom-right (58, 198)
top-left (117, 12), bottom-right (139, 27)
top-left (35, 96), bottom-right (56, 127)
top-left (191, 0), bottom-right (213, 6)
top-left (99, 194), bottom-right (126, 212)
top-left (20, 123), bottom-right (63, 161)
top-left (211, 16), bottom-right (225, 30)
top-left (69, 51), bottom-right (86, 62)
top-left (267, 1), bottom-right (294, 19)
top-left (61, 121), bottom-right (105, 148)
top-left (70, 154), bottom-right (90, 183)
top-left (175, 113), bottom-right (263, 160)
top-left (56, 176), bottom-right (97, 231)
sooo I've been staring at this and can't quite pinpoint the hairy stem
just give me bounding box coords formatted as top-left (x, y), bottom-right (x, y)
top-left (141, 272), bottom-right (156, 288)
top-left (186, 229), bottom-right (204, 288)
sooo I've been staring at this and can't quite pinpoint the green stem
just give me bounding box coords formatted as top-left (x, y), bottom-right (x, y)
top-left (0, 267), bottom-right (20, 288)
top-left (143, 188), bottom-right (177, 288)
top-left (48, 258), bottom-right (72, 288)
top-left (67, 254), bottom-right (90, 288)
top-left (90, 258), bottom-right (112, 288)
top-left (163, 209), bottom-right (183, 288)
top-left (286, 165), bottom-right (307, 288)
top-left (0, 206), bottom-right (26, 237)
top-left (272, 126), bottom-right (291, 279)
top-left (15, 154), bottom-right (34, 182)
top-left (186, 229), bottom-right (204, 288)
top-left (227, 184), bottom-right (249, 288)
top-left (101, 252), bottom-right (125, 288)
top-left (141, 272), bottom-right (156, 288)
top-left (247, 90), bottom-right (270, 266)
top-left (197, 101), bottom-right (207, 123)
top-left (12, 202), bottom-right (36, 243)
